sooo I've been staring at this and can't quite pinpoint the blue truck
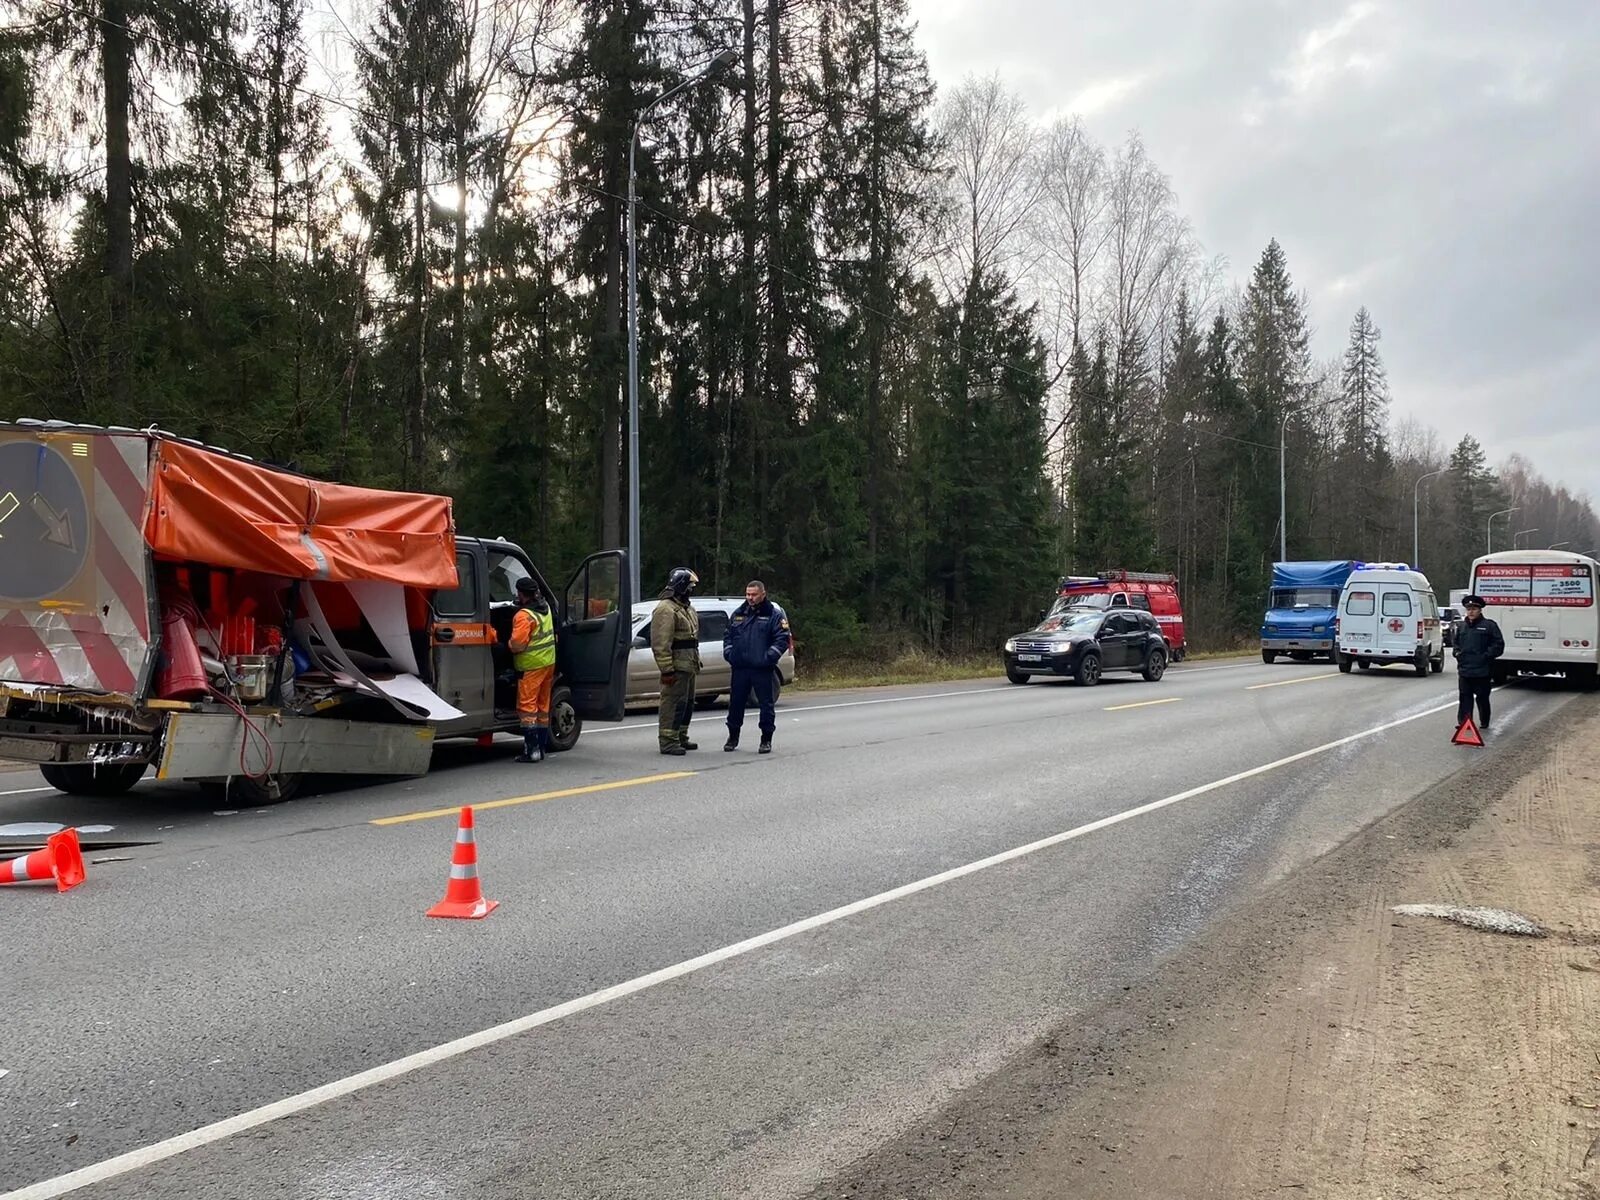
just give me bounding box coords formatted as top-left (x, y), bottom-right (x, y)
top-left (1260, 560), bottom-right (1358, 663)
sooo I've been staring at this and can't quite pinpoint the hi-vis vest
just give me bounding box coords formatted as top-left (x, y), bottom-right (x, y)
top-left (512, 606), bottom-right (556, 672)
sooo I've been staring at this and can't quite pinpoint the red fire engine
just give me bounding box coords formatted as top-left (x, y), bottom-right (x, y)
top-left (1053, 569), bottom-right (1187, 661)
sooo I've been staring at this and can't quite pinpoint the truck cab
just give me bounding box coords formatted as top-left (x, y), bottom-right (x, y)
top-left (1261, 560), bottom-right (1357, 662)
top-left (427, 541), bottom-right (631, 750)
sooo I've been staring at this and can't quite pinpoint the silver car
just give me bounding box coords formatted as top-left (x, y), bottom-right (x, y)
top-left (626, 597), bottom-right (797, 707)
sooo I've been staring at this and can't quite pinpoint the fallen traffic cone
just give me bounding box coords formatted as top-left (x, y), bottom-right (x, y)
top-left (1452, 717), bottom-right (1485, 747)
top-left (426, 806), bottom-right (498, 919)
top-left (1, 829), bottom-right (87, 892)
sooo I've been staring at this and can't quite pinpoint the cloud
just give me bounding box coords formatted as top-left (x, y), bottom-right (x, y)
top-left (909, 0), bottom-right (1600, 498)
top-left (1063, 73), bottom-right (1147, 117)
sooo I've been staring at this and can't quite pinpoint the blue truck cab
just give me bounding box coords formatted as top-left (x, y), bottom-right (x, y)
top-left (1260, 560), bottom-right (1357, 663)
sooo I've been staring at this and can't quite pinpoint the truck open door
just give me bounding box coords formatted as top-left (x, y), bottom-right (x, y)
top-left (559, 550), bottom-right (632, 721)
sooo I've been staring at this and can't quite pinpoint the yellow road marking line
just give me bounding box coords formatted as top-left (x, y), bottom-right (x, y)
top-left (1104, 697), bottom-right (1183, 712)
top-left (1246, 672), bottom-right (1339, 691)
top-left (371, 771), bottom-right (696, 826)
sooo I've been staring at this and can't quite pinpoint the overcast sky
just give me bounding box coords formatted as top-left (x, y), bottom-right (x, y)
top-left (909, 0), bottom-right (1600, 499)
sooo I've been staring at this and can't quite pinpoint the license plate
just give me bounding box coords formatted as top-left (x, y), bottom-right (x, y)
top-left (1514, 629), bottom-right (1544, 639)
top-left (1345, 632), bottom-right (1370, 642)
top-left (1017, 653), bottom-right (1043, 662)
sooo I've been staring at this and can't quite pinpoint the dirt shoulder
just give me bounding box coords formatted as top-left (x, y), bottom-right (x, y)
top-left (817, 697), bottom-right (1600, 1200)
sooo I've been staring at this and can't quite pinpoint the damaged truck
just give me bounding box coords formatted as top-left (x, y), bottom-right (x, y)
top-left (0, 420), bottom-right (632, 803)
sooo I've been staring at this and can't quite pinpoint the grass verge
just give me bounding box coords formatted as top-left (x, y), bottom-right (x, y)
top-left (791, 650), bottom-right (1000, 691)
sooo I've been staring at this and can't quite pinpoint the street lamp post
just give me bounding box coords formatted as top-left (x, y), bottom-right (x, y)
top-left (1413, 468), bottom-right (1446, 571)
top-left (1486, 507), bottom-right (1518, 556)
top-left (1550, 540), bottom-right (1571, 551)
top-left (626, 48), bottom-right (738, 604)
top-left (1279, 409), bottom-right (1291, 563)
top-left (1514, 527), bottom-right (1540, 549)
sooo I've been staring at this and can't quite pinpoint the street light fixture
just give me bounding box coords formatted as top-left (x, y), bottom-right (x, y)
top-left (1413, 467), bottom-right (1446, 571)
top-left (626, 48), bottom-right (739, 604)
top-left (1486, 507), bottom-right (1518, 555)
top-left (1550, 540), bottom-right (1571, 551)
top-left (1513, 527), bottom-right (1540, 549)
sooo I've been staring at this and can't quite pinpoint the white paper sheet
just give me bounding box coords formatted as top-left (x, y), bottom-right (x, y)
top-left (369, 672), bottom-right (466, 722)
top-left (345, 580), bottom-right (420, 676)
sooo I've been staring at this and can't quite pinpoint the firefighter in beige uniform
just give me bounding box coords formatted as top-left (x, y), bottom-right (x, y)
top-left (650, 567), bottom-right (701, 755)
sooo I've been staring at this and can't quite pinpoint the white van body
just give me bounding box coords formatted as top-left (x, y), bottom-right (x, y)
top-left (1336, 566), bottom-right (1444, 675)
top-left (1469, 550), bottom-right (1600, 686)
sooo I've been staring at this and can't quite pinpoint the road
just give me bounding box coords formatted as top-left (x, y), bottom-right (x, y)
top-left (0, 657), bottom-right (1578, 1198)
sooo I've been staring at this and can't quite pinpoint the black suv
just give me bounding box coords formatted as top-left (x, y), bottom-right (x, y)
top-left (1003, 606), bottom-right (1169, 686)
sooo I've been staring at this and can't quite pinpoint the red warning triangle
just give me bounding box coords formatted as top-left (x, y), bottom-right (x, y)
top-left (1452, 717), bottom-right (1484, 747)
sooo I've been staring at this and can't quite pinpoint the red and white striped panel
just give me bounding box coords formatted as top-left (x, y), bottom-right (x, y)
top-left (0, 433), bottom-right (154, 695)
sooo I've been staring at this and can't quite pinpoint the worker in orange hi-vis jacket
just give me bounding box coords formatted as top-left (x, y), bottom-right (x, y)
top-left (507, 577), bottom-right (557, 762)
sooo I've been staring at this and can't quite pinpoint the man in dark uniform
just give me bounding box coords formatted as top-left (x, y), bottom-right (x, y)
top-left (650, 567), bottom-right (701, 755)
top-left (1453, 594), bottom-right (1504, 731)
top-left (722, 579), bottom-right (791, 755)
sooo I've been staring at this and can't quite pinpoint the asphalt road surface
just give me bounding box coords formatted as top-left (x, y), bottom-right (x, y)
top-left (0, 657), bottom-right (1578, 1199)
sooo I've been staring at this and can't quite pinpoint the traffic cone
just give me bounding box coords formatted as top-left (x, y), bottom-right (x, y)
top-left (426, 806), bottom-right (498, 919)
top-left (1, 829), bottom-right (87, 892)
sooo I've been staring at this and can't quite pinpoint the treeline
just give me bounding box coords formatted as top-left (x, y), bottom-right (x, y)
top-left (1, 0), bottom-right (1593, 656)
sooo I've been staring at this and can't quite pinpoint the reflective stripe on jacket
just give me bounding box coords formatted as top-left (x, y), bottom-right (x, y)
top-left (650, 596), bottom-right (701, 672)
top-left (510, 606), bottom-right (556, 672)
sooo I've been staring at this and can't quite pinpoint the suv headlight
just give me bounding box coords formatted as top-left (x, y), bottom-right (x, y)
top-left (1004, 638), bottom-right (1016, 653)
top-left (1313, 625), bottom-right (1325, 633)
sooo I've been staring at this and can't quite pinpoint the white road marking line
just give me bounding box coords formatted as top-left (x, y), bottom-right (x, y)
top-left (2, 692), bottom-right (1467, 1200)
top-left (0, 787), bottom-right (53, 798)
top-left (1246, 672), bottom-right (1339, 690)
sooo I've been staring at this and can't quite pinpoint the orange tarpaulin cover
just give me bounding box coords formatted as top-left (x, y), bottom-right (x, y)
top-left (144, 440), bottom-right (457, 589)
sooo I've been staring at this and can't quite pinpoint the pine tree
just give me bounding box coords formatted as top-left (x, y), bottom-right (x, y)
top-left (812, 0), bottom-right (936, 615)
top-left (353, 0), bottom-right (469, 487)
top-left (1337, 305), bottom-right (1392, 548)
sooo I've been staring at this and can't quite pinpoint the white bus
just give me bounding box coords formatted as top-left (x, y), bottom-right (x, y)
top-left (1468, 549), bottom-right (1600, 686)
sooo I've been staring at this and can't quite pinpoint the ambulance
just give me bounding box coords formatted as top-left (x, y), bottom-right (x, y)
top-left (1048, 570), bottom-right (1187, 660)
top-left (1334, 563), bottom-right (1444, 675)
top-left (1469, 550), bottom-right (1600, 687)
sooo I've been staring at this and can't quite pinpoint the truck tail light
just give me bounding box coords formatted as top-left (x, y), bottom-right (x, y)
top-left (1417, 621), bottom-right (1424, 642)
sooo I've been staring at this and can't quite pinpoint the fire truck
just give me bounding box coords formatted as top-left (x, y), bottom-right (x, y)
top-left (1048, 569), bottom-right (1187, 661)
top-left (0, 421), bottom-right (632, 803)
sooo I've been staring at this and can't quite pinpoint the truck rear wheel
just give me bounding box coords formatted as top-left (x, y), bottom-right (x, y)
top-left (1414, 648), bottom-right (1430, 677)
top-left (548, 685), bottom-right (582, 752)
top-left (1337, 656), bottom-right (1353, 674)
top-left (39, 762), bottom-right (147, 797)
top-left (200, 773), bottom-right (304, 806)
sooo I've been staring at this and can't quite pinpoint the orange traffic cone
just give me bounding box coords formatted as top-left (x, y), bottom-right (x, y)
top-left (426, 806), bottom-right (498, 919)
top-left (2, 829), bottom-right (87, 892)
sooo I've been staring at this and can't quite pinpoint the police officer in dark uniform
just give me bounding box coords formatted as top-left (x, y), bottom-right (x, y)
top-left (722, 579), bottom-right (791, 754)
top-left (1453, 594), bottom-right (1504, 732)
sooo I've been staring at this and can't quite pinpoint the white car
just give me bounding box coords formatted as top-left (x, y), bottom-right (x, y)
top-left (626, 597), bottom-right (798, 707)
